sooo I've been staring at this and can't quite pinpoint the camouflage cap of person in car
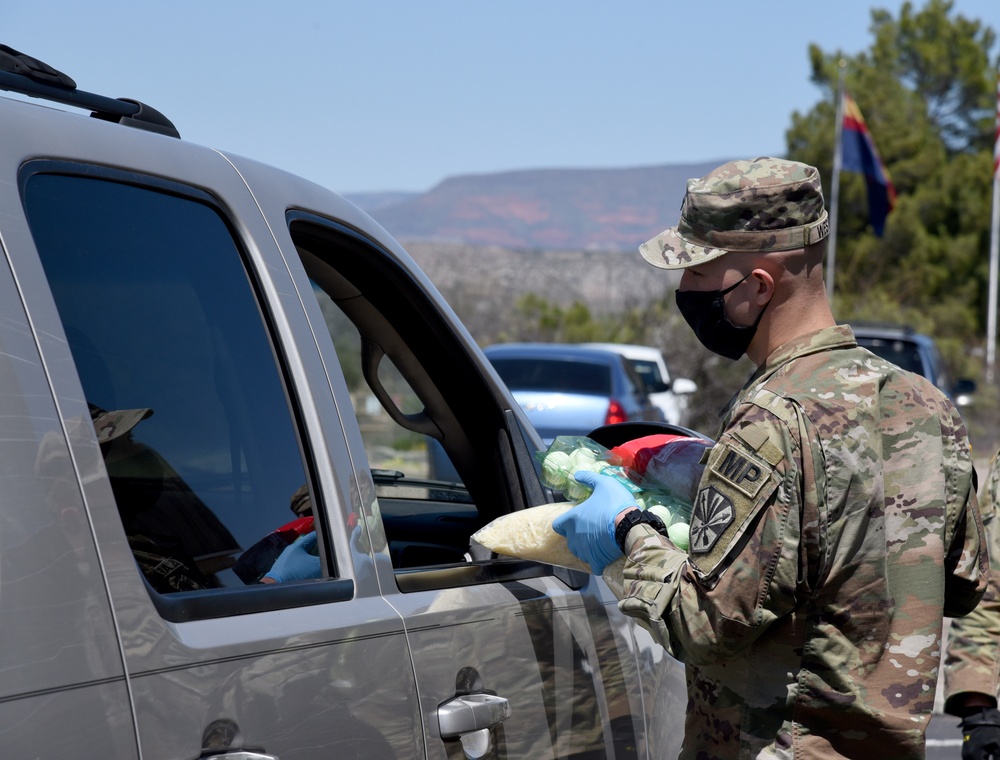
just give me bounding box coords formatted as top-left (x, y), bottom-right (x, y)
top-left (89, 403), bottom-right (153, 445)
top-left (639, 157), bottom-right (830, 270)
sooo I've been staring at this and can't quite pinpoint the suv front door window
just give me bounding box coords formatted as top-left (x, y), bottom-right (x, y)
top-left (289, 214), bottom-right (652, 756)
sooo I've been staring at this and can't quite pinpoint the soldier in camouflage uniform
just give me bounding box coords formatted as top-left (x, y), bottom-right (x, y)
top-left (552, 157), bottom-right (988, 759)
top-left (943, 450), bottom-right (1000, 759)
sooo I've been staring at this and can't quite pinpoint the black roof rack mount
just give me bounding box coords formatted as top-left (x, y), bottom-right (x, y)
top-left (0, 44), bottom-right (180, 138)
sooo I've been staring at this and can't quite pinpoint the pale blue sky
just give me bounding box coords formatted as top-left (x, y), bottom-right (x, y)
top-left (4, 1), bottom-right (997, 194)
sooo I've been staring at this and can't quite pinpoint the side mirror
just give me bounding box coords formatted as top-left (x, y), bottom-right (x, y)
top-left (670, 378), bottom-right (698, 396)
top-left (647, 380), bottom-right (671, 394)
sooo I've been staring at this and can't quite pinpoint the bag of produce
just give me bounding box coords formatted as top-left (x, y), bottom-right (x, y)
top-left (471, 433), bottom-right (712, 572)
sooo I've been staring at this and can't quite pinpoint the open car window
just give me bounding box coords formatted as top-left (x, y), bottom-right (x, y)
top-left (289, 214), bottom-right (549, 581)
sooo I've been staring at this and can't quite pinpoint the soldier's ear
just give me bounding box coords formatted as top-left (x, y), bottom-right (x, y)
top-left (749, 269), bottom-right (774, 306)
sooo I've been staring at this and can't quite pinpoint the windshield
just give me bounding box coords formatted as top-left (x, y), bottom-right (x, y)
top-left (628, 358), bottom-right (664, 388)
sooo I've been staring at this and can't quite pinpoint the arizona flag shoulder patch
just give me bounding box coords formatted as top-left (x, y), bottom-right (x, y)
top-left (686, 436), bottom-right (782, 583)
top-left (689, 486), bottom-right (735, 554)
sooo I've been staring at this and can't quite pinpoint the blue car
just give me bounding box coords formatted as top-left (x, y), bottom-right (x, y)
top-left (483, 342), bottom-right (665, 446)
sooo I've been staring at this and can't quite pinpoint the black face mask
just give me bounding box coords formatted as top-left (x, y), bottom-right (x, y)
top-left (675, 273), bottom-right (768, 361)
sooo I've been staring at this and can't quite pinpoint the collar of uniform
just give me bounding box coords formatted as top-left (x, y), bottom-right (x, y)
top-left (718, 325), bottom-right (858, 423)
top-left (753, 324), bottom-right (857, 383)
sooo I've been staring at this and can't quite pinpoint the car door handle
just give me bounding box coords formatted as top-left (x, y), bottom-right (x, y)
top-left (438, 693), bottom-right (511, 738)
top-left (203, 752), bottom-right (278, 760)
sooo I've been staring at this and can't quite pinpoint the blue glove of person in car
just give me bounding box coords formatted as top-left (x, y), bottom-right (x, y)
top-left (263, 531), bottom-right (321, 583)
top-left (552, 471), bottom-right (639, 574)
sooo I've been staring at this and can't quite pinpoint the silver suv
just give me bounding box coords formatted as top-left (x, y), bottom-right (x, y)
top-left (0, 46), bottom-right (684, 758)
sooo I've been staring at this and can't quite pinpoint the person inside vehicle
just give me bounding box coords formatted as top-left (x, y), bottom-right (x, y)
top-left (93, 403), bottom-right (324, 589)
top-left (91, 404), bottom-right (218, 593)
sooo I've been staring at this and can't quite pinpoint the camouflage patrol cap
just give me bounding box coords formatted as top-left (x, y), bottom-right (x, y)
top-left (89, 403), bottom-right (153, 445)
top-left (639, 157), bottom-right (830, 270)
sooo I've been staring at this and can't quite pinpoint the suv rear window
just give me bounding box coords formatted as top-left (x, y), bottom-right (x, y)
top-left (22, 169), bottom-right (330, 599)
top-left (490, 358), bottom-right (612, 395)
top-left (855, 336), bottom-right (925, 377)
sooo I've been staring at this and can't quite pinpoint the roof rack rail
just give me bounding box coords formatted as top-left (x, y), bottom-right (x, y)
top-left (0, 44), bottom-right (180, 138)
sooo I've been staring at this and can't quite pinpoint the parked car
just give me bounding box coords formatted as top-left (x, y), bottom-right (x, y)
top-left (850, 322), bottom-right (977, 407)
top-left (582, 342), bottom-right (698, 426)
top-left (0, 47), bottom-right (685, 758)
top-left (483, 342), bottom-right (666, 446)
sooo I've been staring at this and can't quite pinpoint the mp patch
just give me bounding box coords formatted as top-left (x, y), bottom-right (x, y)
top-left (708, 443), bottom-right (771, 499)
top-left (689, 486), bottom-right (735, 554)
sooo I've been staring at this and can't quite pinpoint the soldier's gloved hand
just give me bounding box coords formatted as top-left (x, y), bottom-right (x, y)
top-left (264, 532), bottom-right (321, 583)
top-left (959, 707), bottom-right (1000, 760)
top-left (552, 471), bottom-right (638, 574)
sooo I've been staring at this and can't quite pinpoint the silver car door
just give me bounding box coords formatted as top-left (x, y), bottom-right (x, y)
top-left (238, 163), bottom-right (687, 758)
top-left (0, 155), bottom-right (138, 756)
top-left (8, 111), bottom-right (421, 760)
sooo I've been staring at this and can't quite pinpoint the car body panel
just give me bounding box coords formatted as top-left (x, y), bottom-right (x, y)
top-left (0, 102), bottom-right (139, 759)
top-left (233, 153), bottom-right (686, 757)
top-left (2, 97), bottom-right (419, 758)
top-left (509, 389), bottom-right (616, 442)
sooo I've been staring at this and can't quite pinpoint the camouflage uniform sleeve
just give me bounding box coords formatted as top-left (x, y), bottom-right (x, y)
top-left (942, 401), bottom-right (989, 618)
top-left (613, 398), bottom-right (801, 665)
top-left (943, 450), bottom-right (1000, 714)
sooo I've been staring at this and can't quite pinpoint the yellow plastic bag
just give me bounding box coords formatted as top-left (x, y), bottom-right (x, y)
top-left (471, 501), bottom-right (591, 573)
top-left (472, 434), bottom-right (707, 574)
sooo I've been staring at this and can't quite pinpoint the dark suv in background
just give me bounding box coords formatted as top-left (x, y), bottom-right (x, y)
top-left (850, 323), bottom-right (977, 407)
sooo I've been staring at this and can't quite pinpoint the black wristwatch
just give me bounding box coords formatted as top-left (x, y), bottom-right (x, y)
top-left (615, 509), bottom-right (666, 553)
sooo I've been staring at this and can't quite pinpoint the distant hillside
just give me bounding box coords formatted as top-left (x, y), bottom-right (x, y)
top-left (364, 161), bottom-right (727, 252)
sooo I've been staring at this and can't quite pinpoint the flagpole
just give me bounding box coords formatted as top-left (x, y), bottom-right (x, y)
top-left (987, 67), bottom-right (999, 385)
top-left (826, 60), bottom-right (846, 299)
top-left (988, 175), bottom-right (998, 384)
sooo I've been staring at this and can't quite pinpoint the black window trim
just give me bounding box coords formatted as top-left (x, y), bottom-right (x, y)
top-left (150, 576), bottom-right (355, 622)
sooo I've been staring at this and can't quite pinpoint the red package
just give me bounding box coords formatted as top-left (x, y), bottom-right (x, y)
top-left (612, 434), bottom-right (694, 475)
top-left (612, 434), bottom-right (712, 511)
top-left (232, 515), bottom-right (315, 584)
top-left (274, 515), bottom-right (315, 541)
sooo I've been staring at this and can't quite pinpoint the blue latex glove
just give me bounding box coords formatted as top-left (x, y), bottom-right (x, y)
top-left (264, 531), bottom-right (321, 583)
top-left (552, 471), bottom-right (639, 574)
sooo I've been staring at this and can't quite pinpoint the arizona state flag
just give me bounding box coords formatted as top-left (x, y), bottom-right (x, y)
top-left (842, 92), bottom-right (897, 236)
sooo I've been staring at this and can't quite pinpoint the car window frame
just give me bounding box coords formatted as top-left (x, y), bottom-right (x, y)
top-left (17, 160), bottom-right (356, 622)
top-left (284, 211), bottom-right (587, 591)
